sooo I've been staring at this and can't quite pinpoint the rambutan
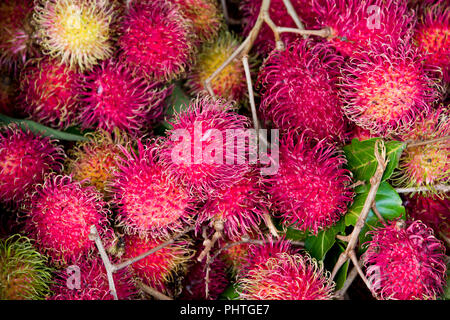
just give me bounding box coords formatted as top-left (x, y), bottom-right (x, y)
top-left (170, 0), bottom-right (223, 45)
top-left (405, 194), bottom-right (450, 239)
top-left (237, 249), bottom-right (335, 300)
top-left (111, 140), bottom-right (195, 238)
top-left (25, 175), bottom-right (112, 266)
top-left (65, 130), bottom-right (128, 195)
top-left (118, 0), bottom-right (194, 82)
top-left (161, 96), bottom-right (251, 199)
top-left (49, 258), bottom-right (137, 300)
top-left (19, 57), bottom-right (83, 129)
top-left (363, 219), bottom-right (447, 300)
top-left (339, 41), bottom-right (442, 137)
top-left (266, 133), bottom-right (353, 234)
top-left (0, 235), bottom-right (53, 300)
top-left (414, 1), bottom-right (450, 83)
top-left (198, 169), bottom-right (266, 240)
top-left (33, 0), bottom-right (117, 72)
top-left (258, 40), bottom-right (347, 143)
top-left (121, 233), bottom-right (192, 294)
top-left (186, 31), bottom-right (253, 103)
top-left (240, 0), bottom-right (318, 55)
top-left (0, 0), bottom-right (37, 72)
top-left (313, 0), bottom-right (414, 57)
top-left (79, 59), bottom-right (172, 135)
top-left (395, 109), bottom-right (449, 191)
top-left (0, 124), bottom-right (64, 206)
top-left (181, 249), bottom-right (229, 300)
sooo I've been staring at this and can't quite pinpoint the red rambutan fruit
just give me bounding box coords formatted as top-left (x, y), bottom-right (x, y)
top-left (118, 0), bottom-right (194, 82)
top-left (258, 40), bottom-right (348, 143)
top-left (65, 129), bottom-right (128, 195)
top-left (339, 41), bottom-right (442, 137)
top-left (0, 124), bottom-right (64, 206)
top-left (0, 235), bottom-right (53, 300)
top-left (170, 0), bottom-right (223, 45)
top-left (121, 233), bottom-right (192, 294)
top-left (266, 133), bottom-right (353, 234)
top-left (186, 31), bottom-right (255, 104)
top-left (395, 109), bottom-right (449, 191)
top-left (350, 125), bottom-right (378, 141)
top-left (414, 1), bottom-right (450, 83)
top-left (362, 219), bottom-right (447, 300)
top-left (313, 0), bottom-right (414, 57)
top-left (33, 0), bottom-right (118, 72)
top-left (405, 194), bottom-right (450, 240)
top-left (237, 247), bottom-right (335, 300)
top-left (79, 59), bottom-right (172, 135)
top-left (25, 175), bottom-right (112, 266)
top-left (240, 0), bottom-right (319, 55)
top-left (49, 258), bottom-right (137, 300)
top-left (198, 169), bottom-right (266, 240)
top-left (181, 250), bottom-right (229, 300)
top-left (19, 57), bottom-right (83, 129)
top-left (161, 96), bottom-right (251, 199)
top-left (111, 140), bottom-right (195, 238)
top-left (0, 0), bottom-right (38, 72)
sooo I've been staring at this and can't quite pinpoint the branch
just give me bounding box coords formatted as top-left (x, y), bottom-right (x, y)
top-left (330, 140), bottom-right (388, 294)
top-left (138, 281), bottom-right (173, 300)
top-left (197, 220), bottom-right (224, 262)
top-left (406, 135), bottom-right (450, 148)
top-left (395, 184), bottom-right (450, 193)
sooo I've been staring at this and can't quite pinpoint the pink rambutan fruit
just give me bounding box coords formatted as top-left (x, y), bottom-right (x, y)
top-left (111, 140), bottom-right (196, 238)
top-left (33, 0), bottom-right (118, 72)
top-left (240, 0), bottom-right (319, 55)
top-left (237, 241), bottom-right (335, 300)
top-left (362, 219), bottom-right (447, 300)
top-left (0, 235), bottom-right (53, 300)
top-left (161, 96), bottom-right (251, 199)
top-left (79, 59), bottom-right (172, 135)
top-left (118, 0), bottom-right (194, 82)
top-left (0, 124), bottom-right (64, 206)
top-left (0, 0), bottom-right (38, 73)
top-left (266, 133), bottom-right (353, 234)
top-left (19, 57), bottom-right (83, 129)
top-left (49, 258), bottom-right (137, 300)
top-left (313, 0), bottom-right (414, 57)
top-left (181, 249), bottom-right (229, 300)
top-left (170, 0), bottom-right (223, 45)
top-left (405, 194), bottom-right (450, 240)
top-left (395, 108), bottom-right (449, 191)
top-left (198, 169), bottom-right (266, 241)
top-left (121, 233), bottom-right (192, 294)
top-left (258, 40), bottom-right (348, 143)
top-left (186, 31), bottom-right (255, 104)
top-left (25, 174), bottom-right (112, 266)
top-left (339, 41), bottom-right (442, 137)
top-left (65, 129), bottom-right (128, 195)
top-left (414, 1), bottom-right (450, 83)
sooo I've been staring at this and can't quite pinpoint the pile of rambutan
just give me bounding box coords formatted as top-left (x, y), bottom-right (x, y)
top-left (0, 0), bottom-right (448, 302)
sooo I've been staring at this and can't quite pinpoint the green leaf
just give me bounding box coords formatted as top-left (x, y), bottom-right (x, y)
top-left (343, 138), bottom-right (406, 182)
top-left (305, 219), bottom-right (346, 261)
top-left (0, 114), bottom-right (88, 141)
top-left (285, 227), bottom-right (309, 242)
top-left (344, 181), bottom-right (405, 245)
top-left (159, 83), bottom-right (191, 131)
top-left (219, 284), bottom-right (240, 300)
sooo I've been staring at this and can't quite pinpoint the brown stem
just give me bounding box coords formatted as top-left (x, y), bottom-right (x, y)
top-left (395, 184), bottom-right (450, 193)
top-left (406, 135), bottom-right (450, 148)
top-left (138, 281), bottom-right (173, 300)
top-left (197, 220), bottom-right (224, 262)
top-left (263, 212), bottom-right (280, 238)
top-left (371, 202), bottom-right (386, 224)
top-left (277, 27), bottom-right (332, 37)
top-left (331, 140), bottom-right (388, 280)
top-left (334, 265), bottom-right (358, 300)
